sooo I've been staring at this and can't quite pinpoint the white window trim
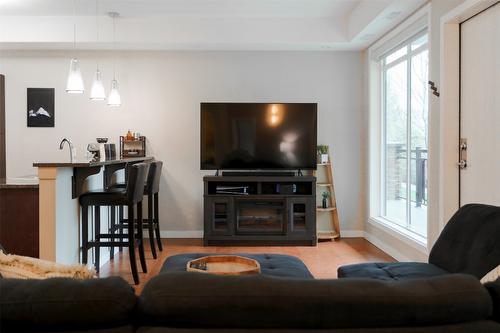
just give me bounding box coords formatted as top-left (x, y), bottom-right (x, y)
top-left (368, 5), bottom-right (430, 253)
top-left (380, 32), bottom-right (428, 233)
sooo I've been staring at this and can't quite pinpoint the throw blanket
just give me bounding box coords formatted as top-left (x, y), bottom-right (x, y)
top-left (481, 265), bottom-right (500, 284)
top-left (0, 252), bottom-right (95, 279)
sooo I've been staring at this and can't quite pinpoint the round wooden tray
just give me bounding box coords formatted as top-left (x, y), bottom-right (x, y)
top-left (186, 255), bottom-right (261, 275)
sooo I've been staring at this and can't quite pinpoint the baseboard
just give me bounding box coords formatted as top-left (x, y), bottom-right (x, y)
top-left (364, 232), bottom-right (412, 262)
top-left (159, 230), bottom-right (204, 238)
top-left (341, 230), bottom-right (365, 238)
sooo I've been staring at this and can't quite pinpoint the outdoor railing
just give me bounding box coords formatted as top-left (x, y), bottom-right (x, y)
top-left (390, 145), bottom-right (428, 207)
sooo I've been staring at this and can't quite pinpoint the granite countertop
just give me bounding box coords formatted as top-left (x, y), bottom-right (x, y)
top-left (0, 177), bottom-right (39, 189)
top-left (33, 156), bottom-right (154, 168)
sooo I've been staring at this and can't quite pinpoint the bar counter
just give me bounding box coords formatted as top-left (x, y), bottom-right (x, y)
top-left (33, 156), bottom-right (154, 265)
top-left (33, 156), bottom-right (153, 168)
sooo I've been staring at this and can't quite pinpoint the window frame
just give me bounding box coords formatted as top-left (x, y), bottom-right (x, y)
top-left (367, 5), bottom-right (430, 251)
top-left (379, 28), bottom-right (429, 238)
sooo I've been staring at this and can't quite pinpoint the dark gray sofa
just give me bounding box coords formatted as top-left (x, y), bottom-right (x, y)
top-left (338, 204), bottom-right (500, 281)
top-left (1, 273), bottom-right (500, 333)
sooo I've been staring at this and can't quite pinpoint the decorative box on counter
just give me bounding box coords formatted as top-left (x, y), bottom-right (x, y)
top-left (120, 136), bottom-right (146, 158)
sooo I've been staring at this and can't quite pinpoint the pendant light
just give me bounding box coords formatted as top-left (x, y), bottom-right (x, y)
top-left (90, 69), bottom-right (105, 100)
top-left (107, 12), bottom-right (121, 107)
top-left (66, 0), bottom-right (84, 94)
top-left (90, 0), bottom-right (105, 100)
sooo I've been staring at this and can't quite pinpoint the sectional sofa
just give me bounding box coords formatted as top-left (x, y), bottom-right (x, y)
top-left (1, 271), bottom-right (499, 333)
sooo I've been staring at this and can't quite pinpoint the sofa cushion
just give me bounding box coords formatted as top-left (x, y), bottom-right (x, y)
top-left (160, 253), bottom-right (313, 279)
top-left (139, 273), bottom-right (492, 329)
top-left (429, 203), bottom-right (500, 278)
top-left (337, 262), bottom-right (449, 280)
top-left (484, 278), bottom-right (500, 323)
top-left (0, 277), bottom-right (137, 330)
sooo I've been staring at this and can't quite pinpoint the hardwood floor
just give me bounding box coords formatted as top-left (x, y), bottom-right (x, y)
top-left (99, 238), bottom-right (394, 293)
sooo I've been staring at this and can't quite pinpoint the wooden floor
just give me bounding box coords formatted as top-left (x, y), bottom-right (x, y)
top-left (99, 238), bottom-right (394, 293)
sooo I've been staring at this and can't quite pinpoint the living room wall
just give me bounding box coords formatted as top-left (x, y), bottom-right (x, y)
top-left (1, 50), bottom-right (364, 236)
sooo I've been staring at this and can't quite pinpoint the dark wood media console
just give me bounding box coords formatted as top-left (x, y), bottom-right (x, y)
top-left (203, 175), bottom-right (317, 246)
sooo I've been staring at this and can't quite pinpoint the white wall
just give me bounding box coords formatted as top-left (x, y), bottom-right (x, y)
top-left (3, 50), bottom-right (365, 235)
top-left (427, 0), bottom-right (465, 248)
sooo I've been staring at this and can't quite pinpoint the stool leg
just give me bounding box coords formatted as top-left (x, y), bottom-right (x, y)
top-left (137, 202), bottom-right (148, 273)
top-left (110, 206), bottom-right (115, 260)
top-left (95, 206), bottom-right (101, 273)
top-left (119, 206), bottom-right (124, 252)
top-left (154, 193), bottom-right (163, 251)
top-left (128, 204), bottom-right (139, 285)
top-left (147, 195), bottom-right (157, 259)
top-left (82, 205), bottom-right (89, 265)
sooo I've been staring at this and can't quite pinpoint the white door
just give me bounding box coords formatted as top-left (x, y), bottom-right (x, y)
top-left (459, 3), bottom-right (500, 206)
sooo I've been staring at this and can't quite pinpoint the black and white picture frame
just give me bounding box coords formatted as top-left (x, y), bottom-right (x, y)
top-left (27, 88), bottom-right (55, 127)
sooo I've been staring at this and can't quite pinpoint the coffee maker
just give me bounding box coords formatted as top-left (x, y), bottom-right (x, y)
top-left (87, 138), bottom-right (115, 160)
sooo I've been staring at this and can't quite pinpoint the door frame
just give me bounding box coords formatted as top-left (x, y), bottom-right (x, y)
top-left (439, 0), bottom-right (499, 232)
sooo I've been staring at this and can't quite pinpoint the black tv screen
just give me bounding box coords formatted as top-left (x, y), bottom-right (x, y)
top-left (201, 103), bottom-right (317, 170)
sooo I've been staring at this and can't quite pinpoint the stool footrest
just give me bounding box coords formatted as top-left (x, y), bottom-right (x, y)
top-left (88, 241), bottom-right (130, 247)
top-left (96, 233), bottom-right (136, 239)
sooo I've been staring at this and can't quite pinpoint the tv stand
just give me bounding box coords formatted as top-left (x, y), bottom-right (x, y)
top-left (203, 175), bottom-right (317, 246)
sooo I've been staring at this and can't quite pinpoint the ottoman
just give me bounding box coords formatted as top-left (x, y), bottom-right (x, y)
top-left (160, 253), bottom-right (314, 279)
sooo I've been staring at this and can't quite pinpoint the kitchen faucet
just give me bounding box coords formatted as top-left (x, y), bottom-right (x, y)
top-left (59, 138), bottom-right (76, 163)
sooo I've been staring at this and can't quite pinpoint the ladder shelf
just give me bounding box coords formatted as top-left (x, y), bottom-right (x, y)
top-left (313, 152), bottom-right (341, 240)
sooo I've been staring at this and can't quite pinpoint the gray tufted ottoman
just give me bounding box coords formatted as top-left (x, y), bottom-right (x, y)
top-left (160, 253), bottom-right (314, 279)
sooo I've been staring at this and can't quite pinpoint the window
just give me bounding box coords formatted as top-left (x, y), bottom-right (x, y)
top-left (381, 31), bottom-right (428, 237)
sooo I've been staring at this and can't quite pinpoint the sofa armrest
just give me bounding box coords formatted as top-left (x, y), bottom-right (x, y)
top-left (0, 277), bottom-right (137, 330)
top-left (485, 279), bottom-right (500, 322)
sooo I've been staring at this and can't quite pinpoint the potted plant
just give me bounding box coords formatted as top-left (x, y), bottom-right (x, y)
top-left (317, 145), bottom-right (329, 164)
top-left (322, 191), bottom-right (330, 209)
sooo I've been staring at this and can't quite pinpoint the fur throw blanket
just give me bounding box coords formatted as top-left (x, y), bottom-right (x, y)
top-left (0, 251), bottom-right (96, 279)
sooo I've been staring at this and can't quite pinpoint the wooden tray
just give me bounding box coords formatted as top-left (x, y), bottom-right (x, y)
top-left (187, 255), bottom-right (261, 275)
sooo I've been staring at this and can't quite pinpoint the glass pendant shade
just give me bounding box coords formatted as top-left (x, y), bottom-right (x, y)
top-left (90, 69), bottom-right (106, 100)
top-left (107, 79), bottom-right (121, 106)
top-left (66, 58), bottom-right (84, 94)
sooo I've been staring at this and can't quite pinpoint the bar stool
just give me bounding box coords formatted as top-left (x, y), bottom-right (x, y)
top-left (111, 160), bottom-right (163, 259)
top-left (142, 160), bottom-right (163, 258)
top-left (79, 163), bottom-right (149, 285)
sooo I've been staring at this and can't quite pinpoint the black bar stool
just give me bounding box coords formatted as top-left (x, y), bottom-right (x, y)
top-left (79, 163), bottom-right (149, 285)
top-left (144, 161), bottom-right (163, 258)
top-left (110, 160), bottom-right (163, 259)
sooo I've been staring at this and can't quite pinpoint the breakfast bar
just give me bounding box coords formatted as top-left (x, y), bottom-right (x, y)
top-left (33, 156), bottom-right (153, 264)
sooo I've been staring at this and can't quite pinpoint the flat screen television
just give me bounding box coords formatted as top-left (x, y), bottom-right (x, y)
top-left (201, 103), bottom-right (317, 170)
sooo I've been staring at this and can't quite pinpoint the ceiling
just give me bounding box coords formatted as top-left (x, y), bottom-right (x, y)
top-left (0, 0), bottom-right (427, 51)
top-left (0, 0), bottom-right (359, 18)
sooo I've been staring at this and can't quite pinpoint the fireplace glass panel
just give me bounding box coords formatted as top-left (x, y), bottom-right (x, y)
top-left (291, 202), bottom-right (306, 231)
top-left (236, 201), bottom-right (284, 234)
top-left (213, 202), bottom-right (229, 231)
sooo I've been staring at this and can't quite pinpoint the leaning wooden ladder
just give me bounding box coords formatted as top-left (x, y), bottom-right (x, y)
top-left (314, 153), bottom-right (341, 240)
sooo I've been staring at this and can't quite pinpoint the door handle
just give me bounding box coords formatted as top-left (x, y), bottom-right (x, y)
top-left (459, 138), bottom-right (467, 169)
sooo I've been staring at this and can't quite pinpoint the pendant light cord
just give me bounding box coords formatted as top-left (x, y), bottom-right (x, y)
top-left (95, 0), bottom-right (99, 70)
top-left (73, 0), bottom-right (77, 53)
top-left (112, 14), bottom-right (116, 80)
